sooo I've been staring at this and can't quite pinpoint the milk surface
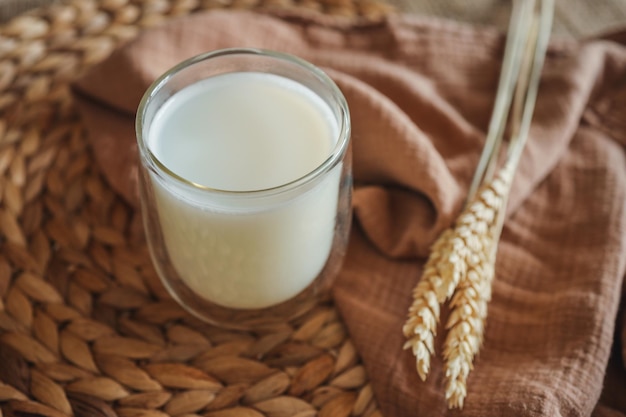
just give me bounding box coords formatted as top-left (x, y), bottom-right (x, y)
top-left (150, 72), bottom-right (335, 191)
top-left (147, 72), bottom-right (341, 309)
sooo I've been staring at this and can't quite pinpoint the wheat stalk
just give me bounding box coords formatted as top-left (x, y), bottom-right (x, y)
top-left (402, 0), bottom-right (552, 408)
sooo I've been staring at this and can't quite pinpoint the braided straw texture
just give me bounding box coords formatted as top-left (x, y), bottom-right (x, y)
top-left (0, 1), bottom-right (392, 416)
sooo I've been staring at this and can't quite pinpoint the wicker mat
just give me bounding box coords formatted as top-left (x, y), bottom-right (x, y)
top-left (0, 1), bottom-right (394, 417)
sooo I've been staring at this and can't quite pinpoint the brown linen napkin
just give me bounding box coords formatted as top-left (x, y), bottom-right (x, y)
top-left (72, 10), bottom-right (626, 417)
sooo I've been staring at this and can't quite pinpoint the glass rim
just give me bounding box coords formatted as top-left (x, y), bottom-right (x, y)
top-left (135, 47), bottom-right (351, 196)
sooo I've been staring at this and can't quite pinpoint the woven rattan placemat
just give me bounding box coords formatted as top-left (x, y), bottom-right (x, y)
top-left (0, 1), bottom-right (394, 417)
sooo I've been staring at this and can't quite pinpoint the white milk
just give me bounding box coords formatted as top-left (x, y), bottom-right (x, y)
top-left (147, 72), bottom-right (341, 309)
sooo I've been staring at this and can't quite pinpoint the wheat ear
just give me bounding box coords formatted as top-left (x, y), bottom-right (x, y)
top-left (403, 160), bottom-right (513, 382)
top-left (442, 161), bottom-right (514, 408)
top-left (402, 228), bottom-right (456, 380)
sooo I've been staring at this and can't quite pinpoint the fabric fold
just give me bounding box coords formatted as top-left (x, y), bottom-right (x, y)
top-left (72, 10), bottom-right (626, 417)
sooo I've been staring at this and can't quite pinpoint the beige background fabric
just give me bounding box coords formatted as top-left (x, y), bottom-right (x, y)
top-left (393, 0), bottom-right (626, 38)
top-left (1, 0), bottom-right (626, 38)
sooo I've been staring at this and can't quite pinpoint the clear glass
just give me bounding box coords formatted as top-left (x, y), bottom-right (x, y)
top-left (136, 48), bottom-right (352, 329)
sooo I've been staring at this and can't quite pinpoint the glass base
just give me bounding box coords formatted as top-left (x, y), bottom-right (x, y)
top-left (149, 229), bottom-right (347, 330)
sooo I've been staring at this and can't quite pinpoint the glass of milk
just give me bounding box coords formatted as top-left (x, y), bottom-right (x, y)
top-left (136, 49), bottom-right (351, 329)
